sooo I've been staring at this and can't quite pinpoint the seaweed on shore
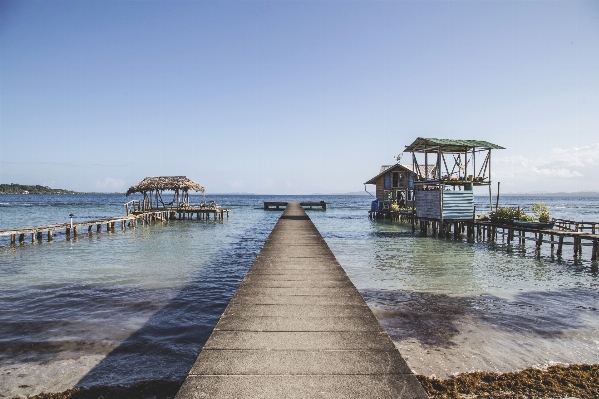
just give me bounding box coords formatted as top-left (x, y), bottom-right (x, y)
top-left (9, 380), bottom-right (182, 399)
top-left (417, 364), bottom-right (599, 399)
top-left (8, 365), bottom-right (599, 399)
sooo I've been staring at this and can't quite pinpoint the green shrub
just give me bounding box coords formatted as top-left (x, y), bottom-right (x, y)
top-left (390, 203), bottom-right (399, 212)
top-left (531, 203), bottom-right (551, 222)
top-left (490, 207), bottom-right (535, 224)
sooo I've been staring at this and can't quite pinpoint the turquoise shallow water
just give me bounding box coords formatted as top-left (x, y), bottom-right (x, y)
top-left (0, 194), bottom-right (598, 392)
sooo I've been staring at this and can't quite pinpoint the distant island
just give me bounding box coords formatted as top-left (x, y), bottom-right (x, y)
top-left (0, 183), bottom-right (78, 195)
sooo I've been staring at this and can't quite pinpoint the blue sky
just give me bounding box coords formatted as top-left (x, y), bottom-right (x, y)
top-left (1, 0), bottom-right (598, 194)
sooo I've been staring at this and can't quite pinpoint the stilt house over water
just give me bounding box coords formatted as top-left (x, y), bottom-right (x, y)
top-left (126, 176), bottom-right (205, 211)
top-left (364, 164), bottom-right (423, 210)
top-left (404, 138), bottom-right (504, 224)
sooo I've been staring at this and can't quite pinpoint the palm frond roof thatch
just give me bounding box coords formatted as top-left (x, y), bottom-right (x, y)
top-left (126, 176), bottom-right (205, 196)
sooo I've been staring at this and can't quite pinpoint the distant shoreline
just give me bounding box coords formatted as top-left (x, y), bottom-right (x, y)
top-left (1, 187), bottom-right (598, 197)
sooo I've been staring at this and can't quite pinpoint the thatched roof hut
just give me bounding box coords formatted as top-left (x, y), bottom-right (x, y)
top-left (126, 176), bottom-right (204, 196)
top-left (126, 176), bottom-right (204, 209)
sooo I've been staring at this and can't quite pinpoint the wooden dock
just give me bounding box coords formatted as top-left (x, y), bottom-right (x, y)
top-left (264, 201), bottom-right (326, 210)
top-left (472, 221), bottom-right (599, 261)
top-left (0, 207), bottom-right (229, 245)
top-left (369, 211), bottom-right (599, 261)
top-left (175, 203), bottom-right (427, 399)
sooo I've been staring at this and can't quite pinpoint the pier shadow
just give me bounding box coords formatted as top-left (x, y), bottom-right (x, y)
top-left (70, 217), bottom-right (277, 388)
top-left (360, 287), bottom-right (599, 348)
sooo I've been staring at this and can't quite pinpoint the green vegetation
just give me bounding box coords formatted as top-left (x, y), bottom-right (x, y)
top-left (531, 203), bottom-right (551, 222)
top-left (490, 203), bottom-right (551, 224)
top-left (0, 183), bottom-right (78, 195)
top-left (490, 207), bottom-right (535, 224)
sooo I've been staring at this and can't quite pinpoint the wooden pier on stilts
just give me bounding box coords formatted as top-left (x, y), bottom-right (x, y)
top-left (371, 213), bottom-right (599, 262)
top-left (1, 205), bottom-right (230, 245)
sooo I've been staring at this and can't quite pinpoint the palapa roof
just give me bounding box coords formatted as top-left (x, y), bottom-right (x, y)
top-left (126, 176), bottom-right (205, 196)
top-left (404, 137), bottom-right (504, 153)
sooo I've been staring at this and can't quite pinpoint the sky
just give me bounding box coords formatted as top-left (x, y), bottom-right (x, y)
top-left (1, 0), bottom-right (598, 194)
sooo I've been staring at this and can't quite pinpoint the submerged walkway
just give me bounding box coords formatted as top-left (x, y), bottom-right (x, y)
top-left (175, 203), bottom-right (428, 398)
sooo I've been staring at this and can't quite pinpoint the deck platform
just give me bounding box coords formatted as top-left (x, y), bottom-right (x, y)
top-left (264, 201), bottom-right (326, 210)
top-left (175, 203), bottom-right (427, 399)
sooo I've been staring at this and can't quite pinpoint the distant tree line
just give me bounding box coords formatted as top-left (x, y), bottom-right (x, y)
top-left (0, 183), bottom-right (78, 194)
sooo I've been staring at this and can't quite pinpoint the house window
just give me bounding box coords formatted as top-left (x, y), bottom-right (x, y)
top-left (392, 172), bottom-right (399, 188)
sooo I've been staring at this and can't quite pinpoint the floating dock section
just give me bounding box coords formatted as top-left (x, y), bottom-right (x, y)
top-left (175, 203), bottom-right (427, 398)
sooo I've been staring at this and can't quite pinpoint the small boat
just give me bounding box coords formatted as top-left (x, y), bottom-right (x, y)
top-left (513, 220), bottom-right (555, 229)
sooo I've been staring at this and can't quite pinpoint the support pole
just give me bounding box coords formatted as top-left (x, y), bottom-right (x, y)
top-left (557, 236), bottom-right (564, 256)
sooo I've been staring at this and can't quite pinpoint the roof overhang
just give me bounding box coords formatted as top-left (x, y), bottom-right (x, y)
top-left (404, 137), bottom-right (504, 153)
top-left (364, 163), bottom-right (414, 185)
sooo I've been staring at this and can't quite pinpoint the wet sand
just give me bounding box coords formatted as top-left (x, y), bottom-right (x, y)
top-left (363, 288), bottom-right (599, 379)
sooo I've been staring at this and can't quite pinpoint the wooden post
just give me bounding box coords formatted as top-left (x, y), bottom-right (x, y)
top-left (573, 237), bottom-right (579, 258)
top-left (11, 234), bottom-right (16, 244)
top-left (592, 240), bottom-right (598, 262)
top-left (454, 222), bottom-right (459, 239)
top-left (37, 231), bottom-right (43, 241)
top-left (551, 234), bottom-right (554, 252)
top-left (97, 224), bottom-right (101, 232)
top-left (557, 235), bottom-right (563, 256)
top-left (536, 233), bottom-right (543, 254)
top-left (73, 227), bottom-right (78, 237)
top-left (88, 225), bottom-right (92, 233)
top-left (66, 227), bottom-right (71, 237)
top-left (48, 230), bottom-right (53, 241)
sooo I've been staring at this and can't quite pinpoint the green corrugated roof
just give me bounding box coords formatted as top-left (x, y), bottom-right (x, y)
top-left (404, 137), bottom-right (504, 152)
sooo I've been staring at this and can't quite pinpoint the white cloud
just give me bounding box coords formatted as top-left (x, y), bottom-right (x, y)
top-left (528, 167), bottom-right (583, 178)
top-left (541, 143), bottom-right (599, 168)
top-left (494, 144), bottom-right (598, 180)
top-left (95, 177), bottom-right (126, 191)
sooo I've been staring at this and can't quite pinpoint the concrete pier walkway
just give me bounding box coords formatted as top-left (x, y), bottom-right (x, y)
top-left (175, 203), bottom-right (428, 398)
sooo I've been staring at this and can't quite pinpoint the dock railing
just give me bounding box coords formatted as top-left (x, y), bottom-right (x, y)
top-left (124, 200), bottom-right (142, 215)
top-left (554, 219), bottom-right (598, 234)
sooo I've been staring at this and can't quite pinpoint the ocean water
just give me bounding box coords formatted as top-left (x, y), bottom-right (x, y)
top-left (1, 194), bottom-right (598, 395)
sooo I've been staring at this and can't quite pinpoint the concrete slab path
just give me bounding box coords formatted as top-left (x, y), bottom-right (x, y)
top-left (175, 203), bottom-right (428, 398)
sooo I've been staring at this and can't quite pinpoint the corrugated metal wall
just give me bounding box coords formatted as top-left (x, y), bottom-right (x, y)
top-left (442, 191), bottom-right (474, 220)
top-left (415, 189), bottom-right (474, 220)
